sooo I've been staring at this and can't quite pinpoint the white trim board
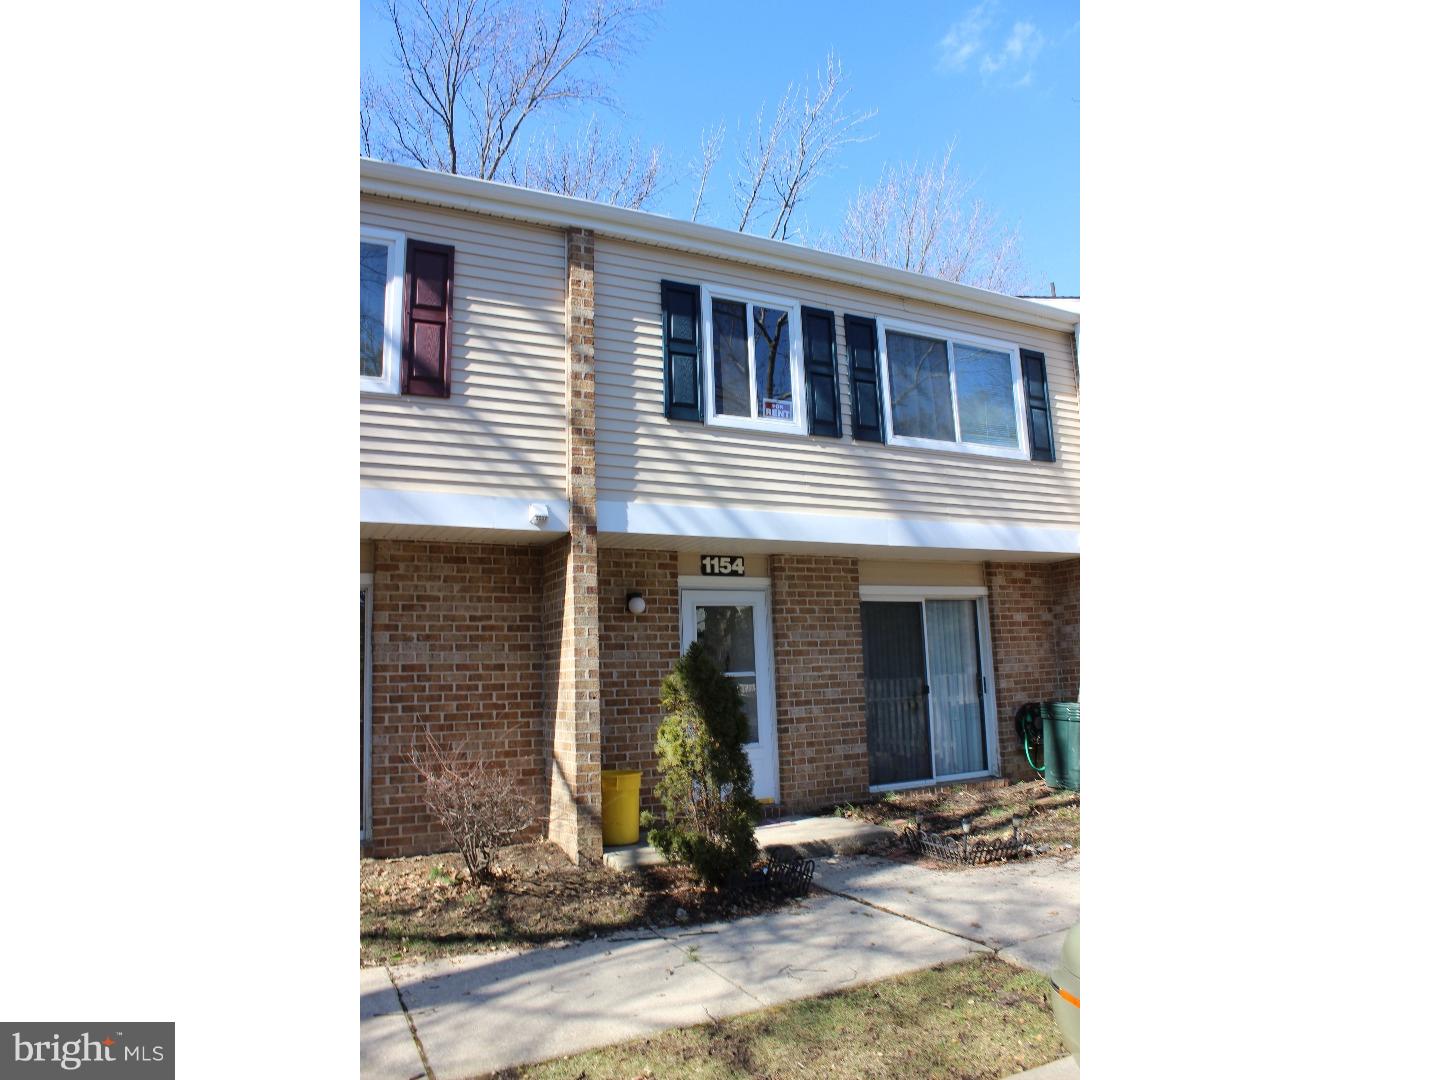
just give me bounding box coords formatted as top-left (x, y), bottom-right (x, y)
top-left (860, 585), bottom-right (987, 600)
top-left (361, 488), bottom-right (569, 533)
top-left (596, 500), bottom-right (1079, 556)
top-left (678, 575), bottom-right (771, 589)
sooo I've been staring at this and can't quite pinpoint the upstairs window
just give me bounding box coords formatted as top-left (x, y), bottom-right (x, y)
top-left (878, 320), bottom-right (1028, 459)
top-left (360, 226), bottom-right (406, 394)
top-left (701, 286), bottom-right (807, 434)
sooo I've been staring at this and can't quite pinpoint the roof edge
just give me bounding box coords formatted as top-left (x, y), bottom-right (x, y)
top-left (360, 159), bottom-right (1080, 333)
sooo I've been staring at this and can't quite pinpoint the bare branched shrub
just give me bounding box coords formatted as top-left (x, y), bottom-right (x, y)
top-left (409, 730), bottom-right (536, 880)
top-left (826, 143), bottom-right (1032, 293)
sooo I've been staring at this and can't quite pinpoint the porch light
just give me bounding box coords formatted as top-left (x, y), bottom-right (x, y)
top-left (626, 592), bottom-right (647, 615)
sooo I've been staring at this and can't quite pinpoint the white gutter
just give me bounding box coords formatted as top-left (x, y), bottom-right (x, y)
top-left (360, 159), bottom-right (1081, 335)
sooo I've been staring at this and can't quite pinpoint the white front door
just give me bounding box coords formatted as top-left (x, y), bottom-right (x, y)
top-left (680, 588), bottom-right (779, 801)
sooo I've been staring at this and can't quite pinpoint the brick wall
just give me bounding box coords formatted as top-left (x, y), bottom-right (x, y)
top-left (366, 540), bottom-right (545, 857)
top-left (984, 558), bottom-right (1081, 780)
top-left (771, 555), bottom-right (869, 811)
top-left (598, 549), bottom-right (679, 814)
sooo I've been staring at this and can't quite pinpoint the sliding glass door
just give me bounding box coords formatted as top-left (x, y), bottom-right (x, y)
top-left (925, 600), bottom-right (987, 777)
top-left (860, 593), bottom-right (994, 788)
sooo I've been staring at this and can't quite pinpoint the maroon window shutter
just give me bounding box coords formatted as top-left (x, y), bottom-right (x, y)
top-left (402, 241), bottom-right (455, 398)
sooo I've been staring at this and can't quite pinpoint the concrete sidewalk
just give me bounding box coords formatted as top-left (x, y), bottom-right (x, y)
top-left (361, 851), bottom-right (1079, 1079)
top-left (813, 851), bottom-right (1080, 972)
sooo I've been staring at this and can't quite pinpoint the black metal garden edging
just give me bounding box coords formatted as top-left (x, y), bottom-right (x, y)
top-left (901, 817), bottom-right (1041, 866)
top-left (737, 856), bottom-right (815, 898)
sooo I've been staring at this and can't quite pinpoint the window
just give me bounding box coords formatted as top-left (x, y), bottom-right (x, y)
top-left (885, 331), bottom-right (955, 442)
top-left (360, 226), bottom-right (405, 394)
top-left (877, 320), bottom-right (1028, 459)
top-left (701, 285), bottom-right (807, 433)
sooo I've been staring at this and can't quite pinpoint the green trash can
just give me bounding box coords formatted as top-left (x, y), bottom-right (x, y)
top-left (1041, 701), bottom-right (1080, 792)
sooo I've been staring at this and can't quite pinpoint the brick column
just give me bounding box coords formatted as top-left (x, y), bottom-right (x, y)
top-left (1053, 558), bottom-right (1080, 700)
top-left (545, 228), bottom-right (603, 863)
top-left (770, 555), bottom-right (869, 810)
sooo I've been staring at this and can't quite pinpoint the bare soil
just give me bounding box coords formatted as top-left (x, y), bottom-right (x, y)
top-left (361, 842), bottom-right (795, 967)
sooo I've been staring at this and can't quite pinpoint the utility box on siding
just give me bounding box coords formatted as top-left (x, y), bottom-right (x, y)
top-left (1042, 702), bottom-right (1080, 792)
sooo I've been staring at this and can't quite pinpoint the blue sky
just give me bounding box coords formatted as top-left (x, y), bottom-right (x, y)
top-left (361, 1), bottom-right (1079, 293)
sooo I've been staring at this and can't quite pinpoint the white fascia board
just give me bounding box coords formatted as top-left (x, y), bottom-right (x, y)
top-left (361, 487), bottom-right (569, 533)
top-left (596, 500), bottom-right (1079, 556)
top-left (360, 159), bottom-right (1080, 335)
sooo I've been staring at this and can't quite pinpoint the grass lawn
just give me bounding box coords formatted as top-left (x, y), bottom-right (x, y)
top-left (490, 955), bottom-right (1064, 1079)
top-left (361, 842), bottom-right (795, 967)
top-left (837, 779), bottom-right (1079, 858)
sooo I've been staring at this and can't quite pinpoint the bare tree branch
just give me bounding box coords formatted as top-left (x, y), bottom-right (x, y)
top-left (506, 115), bottom-right (664, 209)
top-left (730, 89), bottom-right (793, 233)
top-left (765, 52), bottom-right (875, 241)
top-left (825, 144), bottom-right (1033, 293)
top-left (726, 52), bottom-right (874, 239)
top-left (688, 122), bottom-right (725, 223)
top-left (362, 0), bottom-right (657, 181)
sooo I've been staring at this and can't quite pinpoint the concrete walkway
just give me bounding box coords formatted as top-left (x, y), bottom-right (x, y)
top-left (812, 851), bottom-right (1080, 973)
top-left (602, 812), bottom-right (892, 869)
top-left (361, 851), bottom-right (1080, 1079)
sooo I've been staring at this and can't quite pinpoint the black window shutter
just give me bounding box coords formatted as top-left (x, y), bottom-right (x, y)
top-left (402, 240), bottom-right (455, 398)
top-left (1020, 349), bottom-right (1055, 462)
top-left (843, 315), bottom-right (884, 443)
top-left (801, 306), bottom-right (840, 437)
top-left (660, 280), bottom-right (702, 422)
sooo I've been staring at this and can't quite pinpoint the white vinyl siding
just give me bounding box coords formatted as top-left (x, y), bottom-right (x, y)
top-left (593, 236), bottom-right (1079, 528)
top-left (360, 197), bottom-right (568, 501)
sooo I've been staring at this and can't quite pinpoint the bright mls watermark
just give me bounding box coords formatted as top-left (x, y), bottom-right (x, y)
top-left (3, 1024), bottom-right (173, 1078)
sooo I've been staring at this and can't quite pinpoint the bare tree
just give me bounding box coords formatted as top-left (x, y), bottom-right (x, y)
top-left (729, 52), bottom-right (874, 240)
top-left (688, 122), bottom-right (725, 222)
top-left (828, 145), bottom-right (1032, 293)
top-left (364, 0), bottom-right (657, 183)
top-left (505, 115), bottom-right (663, 209)
top-left (409, 730), bottom-right (535, 881)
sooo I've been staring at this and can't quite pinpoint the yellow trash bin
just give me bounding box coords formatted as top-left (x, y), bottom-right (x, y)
top-left (600, 769), bottom-right (642, 846)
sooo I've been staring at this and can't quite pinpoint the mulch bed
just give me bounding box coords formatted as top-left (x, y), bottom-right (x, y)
top-left (361, 842), bottom-right (796, 967)
top-left (838, 779), bottom-right (1079, 866)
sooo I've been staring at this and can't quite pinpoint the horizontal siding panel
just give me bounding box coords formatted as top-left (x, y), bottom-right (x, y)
top-left (593, 236), bottom-right (1079, 528)
top-left (360, 196), bottom-right (567, 499)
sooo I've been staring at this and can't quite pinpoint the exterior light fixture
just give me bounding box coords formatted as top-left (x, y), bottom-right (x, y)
top-left (626, 592), bottom-right (646, 615)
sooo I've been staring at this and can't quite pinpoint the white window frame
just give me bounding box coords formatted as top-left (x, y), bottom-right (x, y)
top-left (360, 226), bottom-right (406, 396)
top-left (859, 584), bottom-right (1001, 792)
top-left (875, 316), bottom-right (1030, 460)
top-left (700, 282), bottom-right (808, 435)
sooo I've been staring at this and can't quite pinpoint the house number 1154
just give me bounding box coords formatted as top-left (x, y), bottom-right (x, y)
top-left (700, 555), bottom-right (745, 577)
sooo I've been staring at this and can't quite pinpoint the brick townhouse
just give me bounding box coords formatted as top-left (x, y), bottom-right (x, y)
top-left (360, 159), bottom-right (1080, 863)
